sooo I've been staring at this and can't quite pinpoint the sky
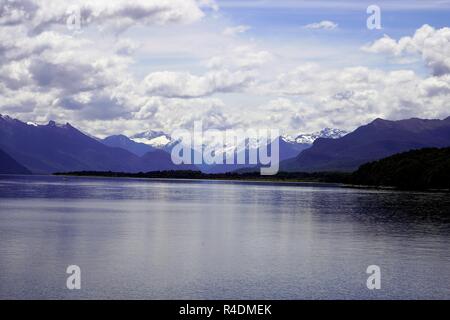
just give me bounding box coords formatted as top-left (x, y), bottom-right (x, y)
top-left (0, 0), bottom-right (449, 137)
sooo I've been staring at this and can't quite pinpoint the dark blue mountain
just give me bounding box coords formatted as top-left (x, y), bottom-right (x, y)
top-left (281, 117), bottom-right (450, 172)
top-left (0, 115), bottom-right (192, 174)
top-left (141, 149), bottom-right (197, 171)
top-left (277, 138), bottom-right (311, 161)
top-left (102, 134), bottom-right (156, 156)
top-left (0, 148), bottom-right (31, 174)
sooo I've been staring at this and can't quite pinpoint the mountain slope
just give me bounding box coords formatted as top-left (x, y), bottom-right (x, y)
top-left (102, 135), bottom-right (156, 156)
top-left (288, 128), bottom-right (348, 144)
top-left (281, 117), bottom-right (450, 172)
top-left (0, 148), bottom-right (31, 174)
top-left (351, 147), bottom-right (450, 190)
top-left (131, 130), bottom-right (174, 151)
top-left (0, 115), bottom-right (189, 174)
top-left (141, 150), bottom-right (198, 171)
top-left (0, 116), bottom-right (145, 174)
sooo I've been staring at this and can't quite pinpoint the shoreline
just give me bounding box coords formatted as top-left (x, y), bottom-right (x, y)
top-left (52, 172), bottom-right (344, 187)
top-left (3, 172), bottom-right (447, 193)
top-left (51, 171), bottom-right (450, 193)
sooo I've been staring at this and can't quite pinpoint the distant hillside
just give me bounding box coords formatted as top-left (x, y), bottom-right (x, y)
top-left (0, 115), bottom-right (193, 174)
top-left (351, 147), bottom-right (450, 190)
top-left (140, 150), bottom-right (197, 171)
top-left (281, 117), bottom-right (450, 172)
top-left (0, 148), bottom-right (31, 174)
top-left (102, 134), bottom-right (156, 156)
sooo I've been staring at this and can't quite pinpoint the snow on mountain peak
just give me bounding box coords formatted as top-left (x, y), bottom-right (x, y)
top-left (130, 127), bottom-right (348, 150)
top-left (290, 128), bottom-right (348, 144)
top-left (130, 130), bottom-right (173, 149)
top-left (132, 130), bottom-right (168, 140)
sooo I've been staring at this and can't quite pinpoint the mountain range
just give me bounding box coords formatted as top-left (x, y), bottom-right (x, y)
top-left (102, 135), bottom-right (156, 157)
top-left (0, 115), bottom-right (195, 174)
top-left (101, 127), bottom-right (347, 173)
top-left (3, 113), bottom-right (449, 175)
top-left (281, 117), bottom-right (450, 172)
top-left (0, 114), bottom-right (347, 174)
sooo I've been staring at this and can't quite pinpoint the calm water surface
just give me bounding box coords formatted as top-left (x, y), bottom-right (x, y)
top-left (0, 175), bottom-right (449, 299)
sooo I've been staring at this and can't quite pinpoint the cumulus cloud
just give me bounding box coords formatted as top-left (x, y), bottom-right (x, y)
top-left (0, 36), bottom-right (131, 125)
top-left (363, 24), bottom-right (450, 76)
top-left (143, 45), bottom-right (271, 98)
top-left (133, 96), bottom-right (236, 132)
top-left (266, 62), bottom-right (450, 130)
top-left (303, 20), bottom-right (338, 30)
top-left (0, 0), bottom-right (216, 125)
top-left (0, 0), bottom-right (211, 34)
top-left (418, 75), bottom-right (450, 97)
top-left (143, 69), bottom-right (254, 98)
top-left (1, 6), bottom-right (449, 139)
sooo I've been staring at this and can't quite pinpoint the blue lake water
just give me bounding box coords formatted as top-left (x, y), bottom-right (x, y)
top-left (0, 175), bottom-right (449, 299)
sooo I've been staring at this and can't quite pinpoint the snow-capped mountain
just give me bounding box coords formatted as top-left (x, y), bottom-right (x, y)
top-left (285, 128), bottom-right (348, 145)
top-left (128, 128), bottom-right (347, 155)
top-left (130, 130), bottom-right (174, 149)
top-left (281, 117), bottom-right (450, 172)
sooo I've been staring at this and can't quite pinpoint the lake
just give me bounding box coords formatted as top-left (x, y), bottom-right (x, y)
top-left (0, 175), bottom-right (449, 299)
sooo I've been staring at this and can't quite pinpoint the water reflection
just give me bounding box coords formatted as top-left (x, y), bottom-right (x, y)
top-left (0, 175), bottom-right (449, 299)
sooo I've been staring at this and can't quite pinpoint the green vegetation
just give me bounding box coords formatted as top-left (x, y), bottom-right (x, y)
top-left (54, 170), bottom-right (351, 184)
top-left (55, 147), bottom-right (450, 191)
top-left (351, 147), bottom-right (450, 190)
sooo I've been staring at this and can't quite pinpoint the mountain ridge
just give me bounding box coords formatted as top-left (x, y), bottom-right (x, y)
top-left (0, 115), bottom-right (192, 174)
top-left (281, 116), bottom-right (450, 172)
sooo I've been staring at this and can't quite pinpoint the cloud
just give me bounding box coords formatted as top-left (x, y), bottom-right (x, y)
top-left (265, 62), bottom-right (450, 131)
top-left (418, 75), bottom-right (450, 97)
top-left (303, 20), bottom-right (338, 30)
top-left (223, 25), bottom-right (251, 36)
top-left (1, 7), bottom-right (449, 139)
top-left (143, 69), bottom-right (254, 98)
top-left (114, 39), bottom-right (139, 56)
top-left (133, 96), bottom-right (236, 131)
top-left (0, 24), bottom-right (140, 121)
top-left (143, 45), bottom-right (271, 98)
top-left (206, 46), bottom-right (272, 70)
top-left (0, 0), bottom-right (212, 34)
top-left (363, 24), bottom-right (450, 76)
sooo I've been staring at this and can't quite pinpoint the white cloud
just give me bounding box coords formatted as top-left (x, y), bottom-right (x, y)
top-left (1, 5), bottom-right (449, 140)
top-left (303, 20), bottom-right (338, 30)
top-left (223, 25), bottom-right (251, 36)
top-left (133, 96), bottom-right (236, 132)
top-left (363, 25), bottom-right (450, 76)
top-left (0, 0), bottom-right (217, 125)
top-left (0, 0), bottom-right (211, 34)
top-left (0, 24), bottom-right (142, 121)
top-left (265, 62), bottom-right (450, 131)
top-left (143, 69), bottom-right (255, 98)
top-left (206, 46), bottom-right (272, 70)
top-left (143, 45), bottom-right (271, 98)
